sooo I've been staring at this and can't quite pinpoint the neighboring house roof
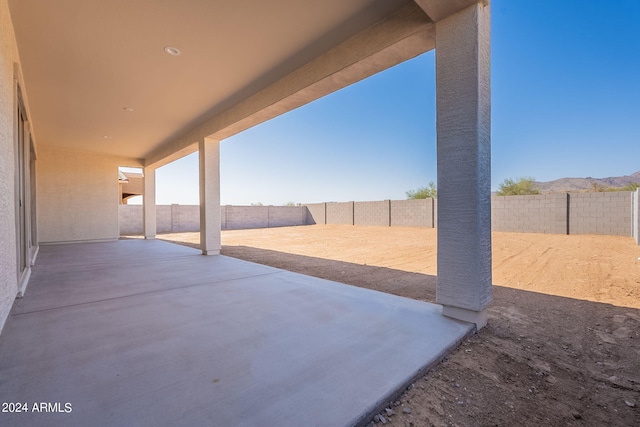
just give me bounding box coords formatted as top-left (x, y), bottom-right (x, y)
top-left (119, 170), bottom-right (144, 199)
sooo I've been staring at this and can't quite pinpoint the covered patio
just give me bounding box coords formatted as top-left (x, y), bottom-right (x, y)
top-left (2, 1), bottom-right (493, 425)
top-left (0, 239), bottom-right (472, 426)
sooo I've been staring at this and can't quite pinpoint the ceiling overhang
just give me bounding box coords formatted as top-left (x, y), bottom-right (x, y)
top-left (8, 0), bottom-right (478, 166)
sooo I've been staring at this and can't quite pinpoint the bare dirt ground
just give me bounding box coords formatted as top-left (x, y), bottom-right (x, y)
top-left (156, 225), bottom-right (640, 426)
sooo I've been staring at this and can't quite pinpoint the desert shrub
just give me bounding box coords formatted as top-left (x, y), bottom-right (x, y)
top-left (406, 182), bottom-right (437, 199)
top-left (617, 182), bottom-right (640, 192)
top-left (497, 177), bottom-right (540, 196)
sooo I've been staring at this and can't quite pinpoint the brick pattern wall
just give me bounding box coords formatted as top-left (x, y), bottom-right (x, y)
top-left (119, 192), bottom-right (639, 240)
top-left (492, 194), bottom-right (568, 234)
top-left (326, 202), bottom-right (354, 225)
top-left (172, 205), bottom-right (199, 232)
top-left (120, 205), bottom-right (309, 234)
top-left (118, 205), bottom-right (143, 235)
top-left (221, 206), bottom-right (308, 230)
top-left (390, 199), bottom-right (434, 227)
top-left (305, 203), bottom-right (325, 225)
top-left (156, 206), bottom-right (172, 233)
top-left (569, 191), bottom-right (633, 236)
top-left (224, 206), bottom-right (268, 230)
top-left (267, 206), bottom-right (308, 227)
top-left (354, 201), bottom-right (390, 226)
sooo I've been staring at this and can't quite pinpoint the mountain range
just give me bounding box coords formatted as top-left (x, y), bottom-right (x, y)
top-left (534, 170), bottom-right (640, 193)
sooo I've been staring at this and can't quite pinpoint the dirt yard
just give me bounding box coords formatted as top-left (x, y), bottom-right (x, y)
top-left (157, 225), bottom-right (640, 426)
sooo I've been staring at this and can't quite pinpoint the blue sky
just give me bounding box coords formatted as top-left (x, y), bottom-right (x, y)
top-left (149, 0), bottom-right (640, 206)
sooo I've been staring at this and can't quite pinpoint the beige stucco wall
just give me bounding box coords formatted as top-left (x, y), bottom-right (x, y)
top-left (37, 146), bottom-right (140, 243)
top-left (0, 0), bottom-right (21, 332)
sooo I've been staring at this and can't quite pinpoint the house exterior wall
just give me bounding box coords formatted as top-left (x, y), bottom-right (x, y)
top-left (37, 146), bottom-right (140, 243)
top-left (0, 0), bottom-right (22, 331)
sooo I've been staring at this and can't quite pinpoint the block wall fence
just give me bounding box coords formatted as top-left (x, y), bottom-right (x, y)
top-left (119, 205), bottom-right (308, 235)
top-left (119, 191), bottom-right (640, 243)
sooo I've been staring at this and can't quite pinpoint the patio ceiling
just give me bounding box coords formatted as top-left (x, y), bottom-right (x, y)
top-left (9, 0), bottom-right (415, 160)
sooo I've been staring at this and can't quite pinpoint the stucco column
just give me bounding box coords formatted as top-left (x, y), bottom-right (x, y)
top-left (435, 2), bottom-right (492, 329)
top-left (143, 166), bottom-right (156, 239)
top-left (199, 137), bottom-right (221, 255)
top-left (634, 189), bottom-right (639, 245)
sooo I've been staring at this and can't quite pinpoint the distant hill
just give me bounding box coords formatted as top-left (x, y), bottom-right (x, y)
top-left (534, 170), bottom-right (640, 193)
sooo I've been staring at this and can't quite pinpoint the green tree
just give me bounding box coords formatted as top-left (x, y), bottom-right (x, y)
top-left (406, 182), bottom-right (437, 199)
top-left (497, 177), bottom-right (540, 196)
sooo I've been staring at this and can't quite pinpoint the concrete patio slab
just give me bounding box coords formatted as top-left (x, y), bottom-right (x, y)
top-left (0, 240), bottom-right (473, 427)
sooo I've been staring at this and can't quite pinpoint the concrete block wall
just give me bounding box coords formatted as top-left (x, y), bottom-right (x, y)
top-left (354, 200), bottom-right (390, 226)
top-left (305, 203), bottom-right (326, 225)
top-left (326, 202), bottom-right (354, 225)
top-left (172, 205), bottom-right (200, 232)
top-left (119, 205), bottom-right (189, 234)
top-left (223, 206), bottom-right (269, 229)
top-left (266, 206), bottom-right (308, 227)
top-left (492, 194), bottom-right (568, 234)
top-left (221, 204), bottom-right (227, 228)
top-left (119, 192), bottom-right (638, 241)
top-left (390, 199), bottom-right (434, 227)
top-left (307, 199), bottom-right (436, 228)
top-left (568, 191), bottom-right (633, 236)
top-left (120, 205), bottom-right (309, 234)
top-left (156, 205), bottom-right (172, 233)
top-left (118, 205), bottom-right (143, 235)
top-left (221, 206), bottom-right (309, 229)
top-left (222, 205), bottom-right (308, 229)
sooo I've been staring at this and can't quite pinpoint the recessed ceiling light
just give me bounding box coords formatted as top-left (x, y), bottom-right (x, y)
top-left (164, 46), bottom-right (181, 56)
top-left (123, 107), bottom-right (133, 112)
top-left (103, 135), bottom-right (112, 140)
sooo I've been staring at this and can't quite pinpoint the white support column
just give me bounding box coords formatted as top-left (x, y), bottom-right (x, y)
top-left (199, 137), bottom-right (221, 255)
top-left (435, 2), bottom-right (492, 329)
top-left (143, 166), bottom-right (156, 239)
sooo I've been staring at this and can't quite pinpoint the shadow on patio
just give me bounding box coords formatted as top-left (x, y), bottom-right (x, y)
top-left (212, 244), bottom-right (640, 426)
